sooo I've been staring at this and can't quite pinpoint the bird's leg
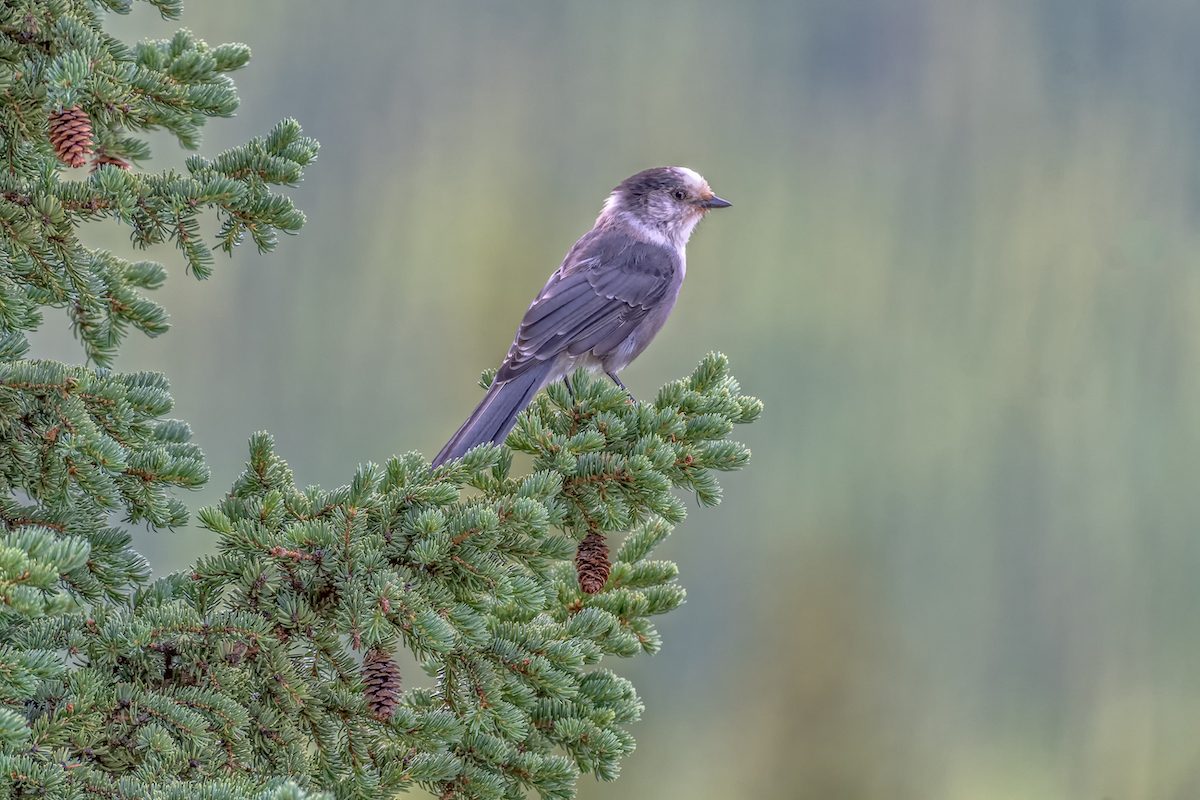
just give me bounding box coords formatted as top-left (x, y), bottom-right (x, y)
top-left (606, 370), bottom-right (635, 401)
top-left (562, 375), bottom-right (575, 404)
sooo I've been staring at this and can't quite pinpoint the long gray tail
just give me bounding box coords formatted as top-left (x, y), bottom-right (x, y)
top-left (432, 363), bottom-right (553, 467)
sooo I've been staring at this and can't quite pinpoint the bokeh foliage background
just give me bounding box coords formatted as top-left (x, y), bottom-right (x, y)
top-left (30, 2), bottom-right (1200, 798)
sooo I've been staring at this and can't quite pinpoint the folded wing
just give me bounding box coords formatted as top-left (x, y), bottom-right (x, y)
top-left (497, 231), bottom-right (678, 381)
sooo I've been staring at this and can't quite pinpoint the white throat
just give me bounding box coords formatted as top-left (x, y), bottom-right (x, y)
top-left (600, 201), bottom-right (699, 252)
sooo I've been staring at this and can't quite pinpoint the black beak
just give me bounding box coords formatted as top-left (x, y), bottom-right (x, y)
top-left (703, 195), bottom-right (732, 209)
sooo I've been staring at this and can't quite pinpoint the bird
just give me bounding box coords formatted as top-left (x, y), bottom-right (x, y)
top-left (431, 166), bottom-right (731, 467)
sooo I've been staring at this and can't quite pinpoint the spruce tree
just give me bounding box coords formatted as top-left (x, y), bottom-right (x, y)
top-left (0, 3), bottom-right (760, 799)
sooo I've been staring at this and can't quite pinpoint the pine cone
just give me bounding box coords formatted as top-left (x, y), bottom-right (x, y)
top-left (362, 646), bottom-right (402, 721)
top-left (576, 530), bottom-right (610, 594)
top-left (90, 148), bottom-right (130, 173)
top-left (48, 106), bottom-right (94, 168)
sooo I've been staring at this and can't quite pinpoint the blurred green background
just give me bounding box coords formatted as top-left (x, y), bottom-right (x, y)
top-left (31, 1), bottom-right (1200, 797)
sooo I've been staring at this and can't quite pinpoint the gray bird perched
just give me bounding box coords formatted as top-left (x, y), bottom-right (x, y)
top-left (432, 166), bottom-right (730, 467)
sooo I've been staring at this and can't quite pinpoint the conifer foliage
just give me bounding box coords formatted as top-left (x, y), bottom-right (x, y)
top-left (0, 3), bottom-right (759, 799)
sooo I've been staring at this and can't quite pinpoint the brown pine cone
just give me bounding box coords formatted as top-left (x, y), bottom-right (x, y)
top-left (576, 530), bottom-right (611, 594)
top-left (362, 646), bottom-right (402, 722)
top-left (48, 106), bottom-right (94, 168)
top-left (90, 148), bottom-right (131, 173)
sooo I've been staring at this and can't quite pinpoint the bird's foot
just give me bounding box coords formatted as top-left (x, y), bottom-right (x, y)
top-left (606, 371), bottom-right (635, 403)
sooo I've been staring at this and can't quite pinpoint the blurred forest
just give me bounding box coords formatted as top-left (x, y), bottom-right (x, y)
top-left (29, 2), bottom-right (1200, 798)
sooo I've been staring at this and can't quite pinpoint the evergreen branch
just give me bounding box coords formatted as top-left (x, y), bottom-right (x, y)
top-left (163, 356), bottom-right (756, 798)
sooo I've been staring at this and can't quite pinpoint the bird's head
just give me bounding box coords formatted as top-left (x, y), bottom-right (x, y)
top-left (603, 166), bottom-right (731, 247)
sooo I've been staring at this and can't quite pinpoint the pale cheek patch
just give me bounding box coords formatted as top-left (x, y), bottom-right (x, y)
top-left (648, 195), bottom-right (674, 218)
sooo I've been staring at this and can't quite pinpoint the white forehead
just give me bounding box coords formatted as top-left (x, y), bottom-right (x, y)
top-left (672, 166), bottom-right (708, 190)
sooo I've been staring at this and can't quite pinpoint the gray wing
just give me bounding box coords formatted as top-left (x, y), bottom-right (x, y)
top-left (496, 230), bottom-right (678, 381)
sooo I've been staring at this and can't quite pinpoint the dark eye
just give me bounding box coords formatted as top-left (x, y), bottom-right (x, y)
top-left (673, 190), bottom-right (686, 201)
